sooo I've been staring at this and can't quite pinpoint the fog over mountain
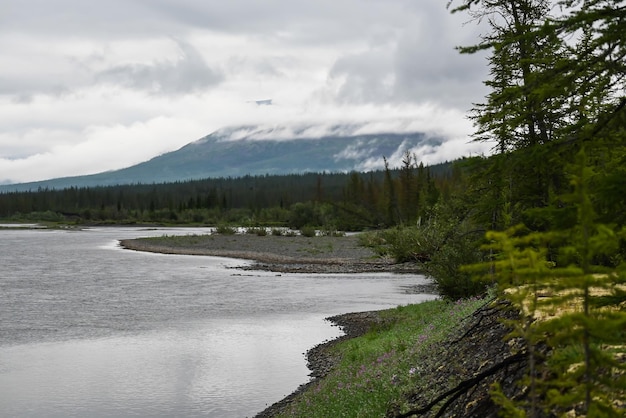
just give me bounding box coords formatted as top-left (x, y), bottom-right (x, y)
top-left (0, 1), bottom-right (490, 185)
top-left (0, 124), bottom-right (456, 192)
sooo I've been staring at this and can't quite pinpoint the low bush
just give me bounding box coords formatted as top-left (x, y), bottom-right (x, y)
top-left (214, 224), bottom-right (237, 235)
top-left (357, 231), bottom-right (390, 256)
top-left (300, 226), bottom-right (317, 237)
top-left (246, 227), bottom-right (267, 236)
top-left (424, 230), bottom-right (487, 300)
top-left (361, 223), bottom-right (488, 299)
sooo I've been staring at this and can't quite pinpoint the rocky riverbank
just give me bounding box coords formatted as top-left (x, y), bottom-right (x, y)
top-left (254, 310), bottom-right (396, 417)
top-left (120, 233), bottom-right (421, 274)
top-left (121, 232), bottom-right (527, 417)
top-left (121, 235), bottom-right (576, 418)
top-left (119, 233), bottom-right (431, 415)
top-left (258, 302), bottom-right (527, 418)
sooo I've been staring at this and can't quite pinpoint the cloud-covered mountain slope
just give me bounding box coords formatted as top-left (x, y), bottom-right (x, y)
top-left (1, 126), bottom-right (445, 192)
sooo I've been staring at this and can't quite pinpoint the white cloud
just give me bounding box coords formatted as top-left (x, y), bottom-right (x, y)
top-left (333, 139), bottom-right (378, 162)
top-left (0, 116), bottom-right (208, 183)
top-left (0, 0), bottom-right (490, 184)
top-left (96, 39), bottom-right (223, 95)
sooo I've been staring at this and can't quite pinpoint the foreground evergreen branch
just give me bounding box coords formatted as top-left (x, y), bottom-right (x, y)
top-left (463, 149), bottom-right (626, 417)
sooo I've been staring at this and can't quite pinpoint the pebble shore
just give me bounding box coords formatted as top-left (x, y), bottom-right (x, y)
top-left (120, 233), bottom-right (421, 274)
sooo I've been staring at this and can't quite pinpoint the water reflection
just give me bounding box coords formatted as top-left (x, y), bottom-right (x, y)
top-left (0, 228), bottom-right (437, 417)
top-left (1, 316), bottom-right (340, 417)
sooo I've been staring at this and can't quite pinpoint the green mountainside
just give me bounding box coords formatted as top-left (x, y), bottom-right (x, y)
top-left (1, 126), bottom-right (442, 192)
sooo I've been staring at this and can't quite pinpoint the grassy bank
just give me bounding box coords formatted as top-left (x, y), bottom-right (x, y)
top-left (274, 295), bottom-right (488, 417)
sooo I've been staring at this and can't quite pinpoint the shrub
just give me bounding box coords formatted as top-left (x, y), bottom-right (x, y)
top-left (361, 223), bottom-right (488, 299)
top-left (191, 212), bottom-right (205, 223)
top-left (246, 227), bottom-right (267, 236)
top-left (15, 210), bottom-right (64, 223)
top-left (362, 226), bottom-right (438, 263)
top-left (358, 231), bottom-right (391, 257)
top-left (289, 202), bottom-right (318, 229)
top-left (300, 226), bottom-right (317, 237)
top-left (214, 224), bottom-right (237, 235)
top-left (424, 231), bottom-right (487, 300)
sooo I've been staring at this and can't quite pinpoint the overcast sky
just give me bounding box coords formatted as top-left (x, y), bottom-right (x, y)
top-left (0, 0), bottom-right (492, 184)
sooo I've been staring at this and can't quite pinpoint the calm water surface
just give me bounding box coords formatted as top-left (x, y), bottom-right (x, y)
top-left (0, 227), bottom-right (437, 417)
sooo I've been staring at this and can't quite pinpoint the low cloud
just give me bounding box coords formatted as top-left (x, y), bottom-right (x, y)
top-left (0, 114), bottom-right (210, 184)
top-left (321, 10), bottom-right (489, 111)
top-left (333, 139), bottom-right (379, 162)
top-left (97, 39), bottom-right (223, 95)
top-left (0, 0), bottom-right (492, 184)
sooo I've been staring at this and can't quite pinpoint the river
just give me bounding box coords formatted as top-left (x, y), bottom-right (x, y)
top-left (0, 226), bottom-right (437, 417)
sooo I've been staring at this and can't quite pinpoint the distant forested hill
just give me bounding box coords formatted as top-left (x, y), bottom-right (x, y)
top-left (0, 125), bottom-right (446, 192)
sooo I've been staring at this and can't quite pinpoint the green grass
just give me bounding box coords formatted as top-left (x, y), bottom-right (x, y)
top-left (277, 296), bottom-right (487, 417)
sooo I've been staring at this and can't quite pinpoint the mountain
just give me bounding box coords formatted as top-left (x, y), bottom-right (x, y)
top-left (0, 125), bottom-right (446, 192)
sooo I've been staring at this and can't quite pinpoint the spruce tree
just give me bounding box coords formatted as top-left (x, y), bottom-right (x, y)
top-left (467, 149), bottom-right (625, 416)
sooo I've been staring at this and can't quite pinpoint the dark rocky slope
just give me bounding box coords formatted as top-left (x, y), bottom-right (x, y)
top-left (256, 301), bottom-right (529, 417)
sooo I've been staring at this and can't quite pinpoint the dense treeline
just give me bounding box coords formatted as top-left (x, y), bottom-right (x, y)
top-left (368, 1), bottom-right (625, 416)
top-left (360, 0), bottom-right (626, 305)
top-left (0, 161), bottom-right (451, 230)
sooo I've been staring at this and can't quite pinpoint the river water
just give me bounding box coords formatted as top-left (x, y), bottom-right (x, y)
top-left (0, 227), bottom-right (437, 417)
